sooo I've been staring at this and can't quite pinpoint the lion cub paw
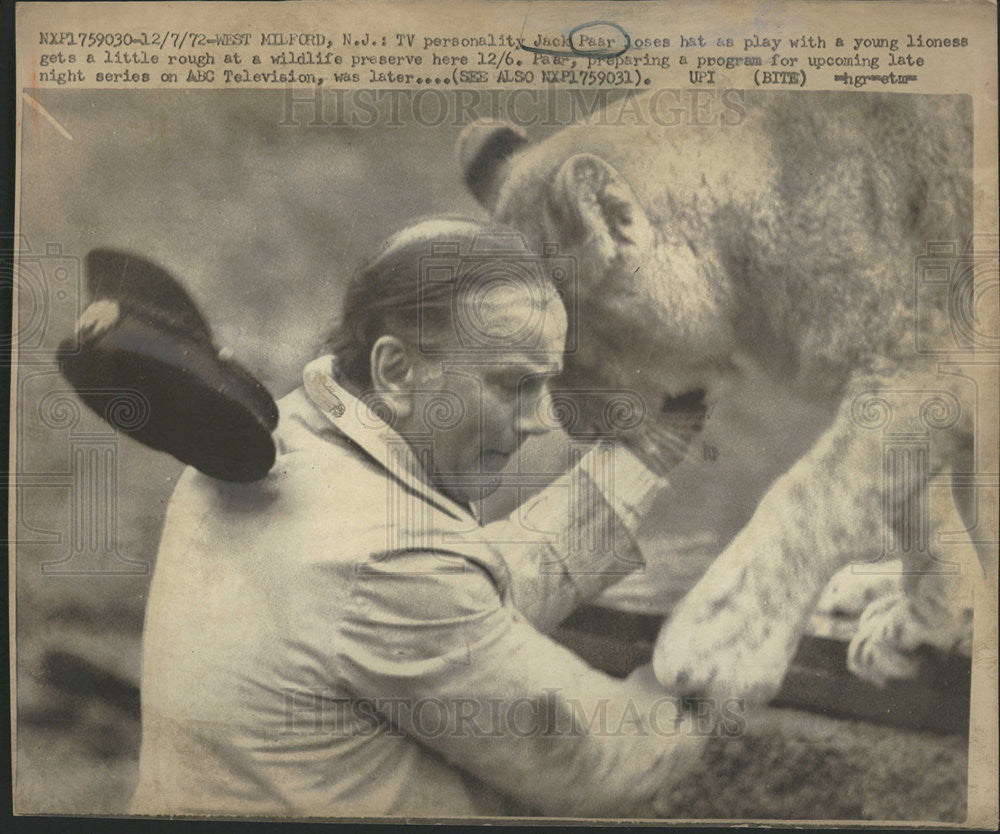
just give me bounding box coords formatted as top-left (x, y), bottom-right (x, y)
top-left (848, 586), bottom-right (974, 686)
top-left (652, 587), bottom-right (793, 706)
top-left (847, 594), bottom-right (925, 685)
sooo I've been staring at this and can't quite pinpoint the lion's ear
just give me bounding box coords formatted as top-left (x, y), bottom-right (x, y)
top-left (554, 153), bottom-right (654, 264)
top-left (457, 119), bottom-right (529, 211)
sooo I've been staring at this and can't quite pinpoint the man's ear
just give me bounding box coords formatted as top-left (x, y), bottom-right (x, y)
top-left (369, 335), bottom-right (415, 420)
top-left (553, 153), bottom-right (654, 266)
top-left (457, 119), bottom-right (529, 211)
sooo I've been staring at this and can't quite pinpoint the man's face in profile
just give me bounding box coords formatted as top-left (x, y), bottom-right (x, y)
top-left (411, 278), bottom-right (568, 505)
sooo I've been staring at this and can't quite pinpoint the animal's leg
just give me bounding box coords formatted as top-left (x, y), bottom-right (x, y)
top-left (652, 371), bottom-right (973, 704)
top-left (651, 396), bottom-right (891, 705)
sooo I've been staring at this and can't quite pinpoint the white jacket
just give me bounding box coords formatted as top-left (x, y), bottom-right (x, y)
top-left (130, 356), bottom-right (702, 819)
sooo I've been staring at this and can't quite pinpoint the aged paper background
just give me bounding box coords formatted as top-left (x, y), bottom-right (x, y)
top-left (10, 0), bottom-right (999, 825)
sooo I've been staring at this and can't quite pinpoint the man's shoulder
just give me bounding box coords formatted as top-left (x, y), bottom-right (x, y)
top-left (160, 388), bottom-right (386, 549)
top-left (271, 386), bottom-right (378, 482)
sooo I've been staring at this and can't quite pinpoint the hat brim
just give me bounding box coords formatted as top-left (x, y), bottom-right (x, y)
top-left (59, 315), bottom-right (277, 482)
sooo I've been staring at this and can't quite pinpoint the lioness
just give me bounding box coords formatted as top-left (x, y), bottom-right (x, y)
top-left (459, 92), bottom-right (980, 705)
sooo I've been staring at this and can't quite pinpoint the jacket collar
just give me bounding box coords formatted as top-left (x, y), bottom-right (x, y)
top-left (301, 355), bottom-right (477, 524)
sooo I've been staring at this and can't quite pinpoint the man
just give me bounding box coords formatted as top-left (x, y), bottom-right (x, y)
top-left (131, 219), bottom-right (706, 819)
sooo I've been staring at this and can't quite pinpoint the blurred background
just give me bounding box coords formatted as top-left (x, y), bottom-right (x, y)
top-left (12, 88), bottom-right (969, 820)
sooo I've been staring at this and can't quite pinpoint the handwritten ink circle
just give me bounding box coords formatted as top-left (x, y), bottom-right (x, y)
top-left (569, 21), bottom-right (631, 59)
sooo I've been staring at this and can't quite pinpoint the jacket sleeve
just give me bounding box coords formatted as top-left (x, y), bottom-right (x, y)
top-left (477, 442), bottom-right (667, 632)
top-left (335, 551), bottom-right (706, 818)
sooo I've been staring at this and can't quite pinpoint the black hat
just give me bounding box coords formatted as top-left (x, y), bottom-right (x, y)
top-left (57, 248), bottom-right (278, 482)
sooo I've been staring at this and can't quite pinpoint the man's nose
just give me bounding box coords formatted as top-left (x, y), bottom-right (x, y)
top-left (516, 387), bottom-right (555, 438)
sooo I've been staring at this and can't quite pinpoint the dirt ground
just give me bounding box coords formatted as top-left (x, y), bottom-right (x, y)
top-left (664, 708), bottom-right (968, 821)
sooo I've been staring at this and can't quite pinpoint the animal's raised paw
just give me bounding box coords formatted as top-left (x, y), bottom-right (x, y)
top-left (651, 588), bottom-right (793, 707)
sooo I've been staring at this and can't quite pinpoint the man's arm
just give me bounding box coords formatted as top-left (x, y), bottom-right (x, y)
top-left (334, 551), bottom-right (705, 818)
top-left (475, 441), bottom-right (666, 632)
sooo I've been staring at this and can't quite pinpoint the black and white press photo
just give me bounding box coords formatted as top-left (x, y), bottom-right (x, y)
top-left (9, 0), bottom-right (998, 825)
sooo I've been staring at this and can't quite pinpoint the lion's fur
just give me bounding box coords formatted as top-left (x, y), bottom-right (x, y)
top-left (461, 91), bottom-right (976, 703)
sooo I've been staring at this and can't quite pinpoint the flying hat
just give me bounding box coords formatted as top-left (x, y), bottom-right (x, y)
top-left (57, 248), bottom-right (279, 482)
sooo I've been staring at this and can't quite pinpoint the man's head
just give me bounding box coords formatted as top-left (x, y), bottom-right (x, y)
top-left (327, 218), bottom-right (568, 505)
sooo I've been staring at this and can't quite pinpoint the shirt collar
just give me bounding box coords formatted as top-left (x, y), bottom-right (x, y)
top-left (301, 354), bottom-right (478, 524)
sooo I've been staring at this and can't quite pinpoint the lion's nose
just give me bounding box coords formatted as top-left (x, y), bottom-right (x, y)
top-left (661, 387), bottom-right (708, 415)
top-left (661, 388), bottom-right (709, 439)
